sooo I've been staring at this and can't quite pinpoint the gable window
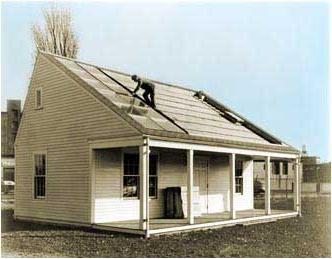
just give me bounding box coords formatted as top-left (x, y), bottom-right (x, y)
top-left (35, 88), bottom-right (42, 109)
top-left (235, 160), bottom-right (243, 194)
top-left (123, 153), bottom-right (158, 198)
top-left (34, 154), bottom-right (46, 199)
top-left (283, 162), bottom-right (288, 175)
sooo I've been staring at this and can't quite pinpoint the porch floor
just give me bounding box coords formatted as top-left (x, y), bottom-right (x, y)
top-left (96, 209), bottom-right (294, 231)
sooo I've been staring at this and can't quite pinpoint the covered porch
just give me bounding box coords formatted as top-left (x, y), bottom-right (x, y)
top-left (94, 209), bottom-right (297, 235)
top-left (89, 136), bottom-right (301, 237)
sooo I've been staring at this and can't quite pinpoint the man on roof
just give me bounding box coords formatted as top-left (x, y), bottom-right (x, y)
top-left (131, 75), bottom-right (156, 109)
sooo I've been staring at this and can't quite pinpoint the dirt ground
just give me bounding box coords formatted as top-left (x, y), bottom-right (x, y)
top-left (1, 197), bottom-right (330, 257)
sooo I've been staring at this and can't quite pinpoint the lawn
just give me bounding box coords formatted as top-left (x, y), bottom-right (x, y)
top-left (1, 197), bottom-right (330, 257)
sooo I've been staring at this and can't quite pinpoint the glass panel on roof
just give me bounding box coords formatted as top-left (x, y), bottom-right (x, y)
top-left (79, 64), bottom-right (129, 96)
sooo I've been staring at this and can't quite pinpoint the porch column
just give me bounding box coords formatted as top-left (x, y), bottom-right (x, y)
top-left (187, 149), bottom-right (194, 224)
top-left (139, 138), bottom-right (150, 234)
top-left (265, 156), bottom-right (271, 215)
top-left (294, 157), bottom-right (301, 215)
top-left (229, 153), bottom-right (236, 219)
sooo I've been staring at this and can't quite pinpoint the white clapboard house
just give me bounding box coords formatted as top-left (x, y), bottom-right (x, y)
top-left (15, 51), bottom-right (301, 237)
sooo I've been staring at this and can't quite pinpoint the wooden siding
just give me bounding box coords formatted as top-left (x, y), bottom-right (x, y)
top-left (93, 148), bottom-right (254, 223)
top-left (234, 159), bottom-right (254, 211)
top-left (15, 55), bottom-right (139, 224)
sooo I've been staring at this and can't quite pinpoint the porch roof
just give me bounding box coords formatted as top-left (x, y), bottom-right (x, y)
top-left (41, 51), bottom-right (298, 155)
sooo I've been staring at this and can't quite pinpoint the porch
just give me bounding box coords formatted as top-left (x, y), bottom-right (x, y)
top-left (94, 209), bottom-right (297, 235)
top-left (89, 136), bottom-right (301, 237)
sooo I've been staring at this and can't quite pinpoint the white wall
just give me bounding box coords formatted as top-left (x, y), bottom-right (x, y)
top-left (234, 159), bottom-right (254, 211)
top-left (15, 55), bottom-right (139, 224)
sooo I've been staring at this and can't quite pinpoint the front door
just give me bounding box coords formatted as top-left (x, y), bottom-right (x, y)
top-left (194, 157), bottom-right (209, 214)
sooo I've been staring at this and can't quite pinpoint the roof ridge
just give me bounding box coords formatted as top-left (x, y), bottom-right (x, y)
top-left (39, 50), bottom-right (198, 93)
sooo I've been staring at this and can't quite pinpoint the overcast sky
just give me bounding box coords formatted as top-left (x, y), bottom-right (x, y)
top-left (1, 1), bottom-right (329, 161)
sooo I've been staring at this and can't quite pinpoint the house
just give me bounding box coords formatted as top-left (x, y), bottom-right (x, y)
top-left (254, 160), bottom-right (295, 193)
top-left (254, 145), bottom-right (331, 195)
top-left (15, 51), bottom-right (301, 237)
top-left (1, 99), bottom-right (21, 193)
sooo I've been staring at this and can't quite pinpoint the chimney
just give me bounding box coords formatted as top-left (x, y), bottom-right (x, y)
top-left (301, 145), bottom-right (308, 156)
top-left (7, 99), bottom-right (21, 136)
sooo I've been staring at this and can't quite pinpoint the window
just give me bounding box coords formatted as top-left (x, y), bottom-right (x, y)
top-left (149, 155), bottom-right (158, 198)
top-left (123, 154), bottom-right (139, 198)
top-left (272, 162), bottom-right (280, 175)
top-left (35, 88), bottom-right (42, 109)
top-left (3, 168), bottom-right (15, 182)
top-left (235, 160), bottom-right (243, 194)
top-left (283, 162), bottom-right (288, 175)
top-left (34, 154), bottom-right (46, 198)
top-left (123, 153), bottom-right (158, 198)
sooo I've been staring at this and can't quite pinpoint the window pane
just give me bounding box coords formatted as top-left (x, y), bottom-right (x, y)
top-left (124, 154), bottom-right (139, 175)
top-left (3, 168), bottom-right (15, 181)
top-left (149, 176), bottom-right (157, 197)
top-left (35, 176), bottom-right (45, 198)
top-left (35, 154), bottom-right (46, 176)
top-left (149, 155), bottom-right (157, 175)
top-left (235, 160), bottom-right (243, 176)
top-left (283, 163), bottom-right (288, 175)
top-left (123, 176), bottom-right (139, 197)
top-left (235, 177), bottom-right (243, 194)
top-left (36, 90), bottom-right (42, 107)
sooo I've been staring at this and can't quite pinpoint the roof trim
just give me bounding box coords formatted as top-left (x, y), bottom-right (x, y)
top-left (38, 50), bottom-right (197, 93)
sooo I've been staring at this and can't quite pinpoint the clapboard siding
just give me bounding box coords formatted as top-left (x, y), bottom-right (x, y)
top-left (15, 55), bottom-right (139, 224)
top-left (234, 159), bottom-right (254, 211)
top-left (207, 156), bottom-right (230, 213)
top-left (94, 149), bottom-right (254, 223)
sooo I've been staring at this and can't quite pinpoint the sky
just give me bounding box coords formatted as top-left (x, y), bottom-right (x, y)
top-left (1, 1), bottom-right (330, 161)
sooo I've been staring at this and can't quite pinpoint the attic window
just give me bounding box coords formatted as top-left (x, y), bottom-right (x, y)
top-left (35, 88), bottom-right (43, 109)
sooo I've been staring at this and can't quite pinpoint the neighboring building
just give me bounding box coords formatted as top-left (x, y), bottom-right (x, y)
top-left (301, 146), bottom-right (331, 193)
top-left (254, 145), bottom-right (331, 194)
top-left (14, 51), bottom-right (301, 237)
top-left (1, 100), bottom-right (21, 193)
top-left (254, 160), bottom-right (295, 192)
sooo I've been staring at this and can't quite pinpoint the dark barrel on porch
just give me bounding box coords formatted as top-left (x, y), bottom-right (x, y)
top-left (164, 187), bottom-right (184, 219)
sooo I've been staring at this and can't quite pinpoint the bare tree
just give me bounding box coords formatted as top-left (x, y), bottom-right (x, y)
top-left (32, 6), bottom-right (79, 58)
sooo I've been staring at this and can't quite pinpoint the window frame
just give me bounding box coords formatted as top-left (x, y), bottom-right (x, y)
top-left (121, 150), bottom-right (159, 200)
top-left (283, 162), bottom-right (288, 175)
top-left (273, 162), bottom-right (280, 175)
top-left (235, 160), bottom-right (244, 195)
top-left (122, 153), bottom-right (140, 199)
top-left (148, 154), bottom-right (159, 199)
top-left (35, 87), bottom-right (43, 109)
top-left (32, 152), bottom-right (47, 200)
top-left (3, 167), bottom-right (15, 182)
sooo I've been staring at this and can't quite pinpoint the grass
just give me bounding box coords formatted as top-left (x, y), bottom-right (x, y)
top-left (1, 197), bottom-right (330, 257)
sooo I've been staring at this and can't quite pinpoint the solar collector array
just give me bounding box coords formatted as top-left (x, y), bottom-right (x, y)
top-left (55, 55), bottom-right (271, 144)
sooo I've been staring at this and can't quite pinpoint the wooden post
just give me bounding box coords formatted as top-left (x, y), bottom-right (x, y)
top-left (229, 153), bottom-right (236, 219)
top-left (265, 156), bottom-right (271, 215)
top-left (299, 161), bottom-right (302, 216)
top-left (294, 157), bottom-right (300, 215)
top-left (89, 148), bottom-right (96, 224)
top-left (187, 149), bottom-right (194, 224)
top-left (139, 138), bottom-right (150, 236)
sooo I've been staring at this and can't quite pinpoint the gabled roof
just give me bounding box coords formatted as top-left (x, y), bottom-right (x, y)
top-left (41, 51), bottom-right (298, 154)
